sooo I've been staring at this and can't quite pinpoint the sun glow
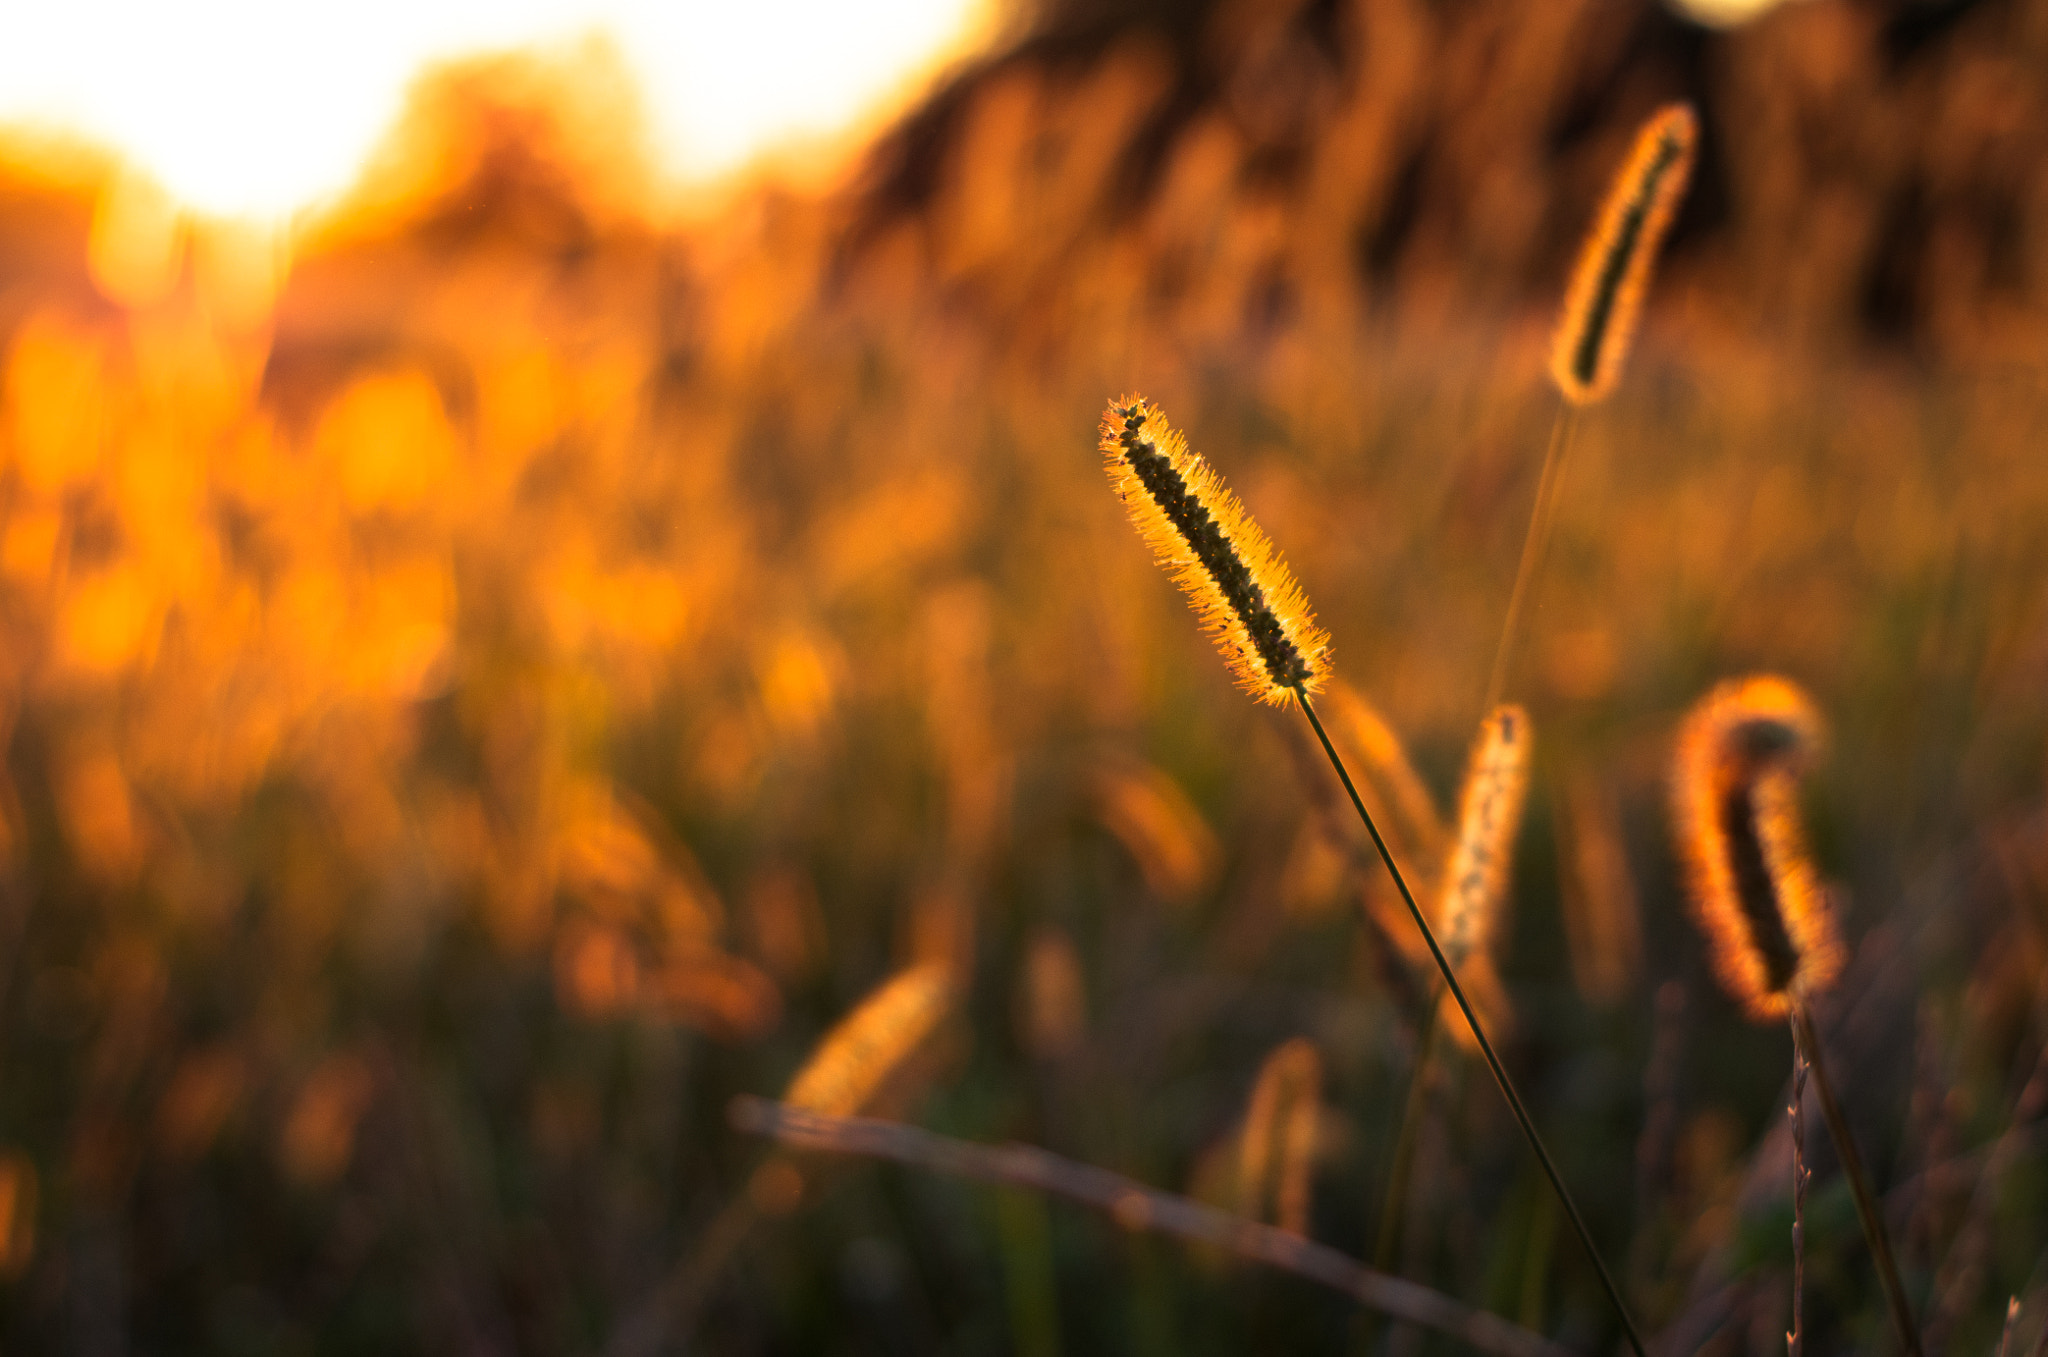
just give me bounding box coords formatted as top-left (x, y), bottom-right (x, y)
top-left (0, 0), bottom-right (992, 218)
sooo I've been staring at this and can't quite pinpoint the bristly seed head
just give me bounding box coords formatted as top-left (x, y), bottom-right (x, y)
top-left (1236, 1037), bottom-right (1322, 1236)
top-left (781, 963), bottom-right (952, 1118)
top-left (1101, 397), bottom-right (1330, 705)
top-left (1670, 675), bottom-right (1840, 1022)
top-left (1551, 103), bottom-right (1698, 405)
top-left (1437, 704), bottom-right (1531, 969)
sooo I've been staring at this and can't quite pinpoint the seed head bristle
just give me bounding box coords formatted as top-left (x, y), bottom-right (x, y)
top-left (1101, 396), bottom-right (1330, 705)
top-left (1236, 1037), bottom-right (1322, 1236)
top-left (1670, 676), bottom-right (1840, 1022)
top-left (782, 963), bottom-right (952, 1118)
top-left (1551, 103), bottom-right (1698, 405)
top-left (1437, 704), bottom-right (1531, 968)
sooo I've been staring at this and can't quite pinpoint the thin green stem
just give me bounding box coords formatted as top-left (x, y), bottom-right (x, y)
top-left (1294, 685), bottom-right (1646, 1357)
top-left (1483, 403), bottom-right (1576, 715)
top-left (1790, 999), bottom-right (1923, 1356)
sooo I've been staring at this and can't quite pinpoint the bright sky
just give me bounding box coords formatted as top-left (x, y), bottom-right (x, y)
top-left (1666, 0), bottom-right (1803, 26)
top-left (0, 0), bottom-right (991, 218)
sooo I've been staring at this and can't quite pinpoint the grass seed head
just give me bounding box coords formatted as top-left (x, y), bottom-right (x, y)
top-left (1101, 396), bottom-right (1330, 705)
top-left (1670, 675), bottom-right (1840, 1021)
top-left (1236, 1037), bottom-right (1322, 1236)
top-left (1551, 103), bottom-right (1698, 405)
top-left (782, 962), bottom-right (953, 1118)
top-left (1437, 704), bottom-right (1531, 968)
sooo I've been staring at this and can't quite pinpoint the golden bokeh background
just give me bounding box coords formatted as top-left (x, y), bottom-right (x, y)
top-left (0, 0), bottom-right (2043, 1350)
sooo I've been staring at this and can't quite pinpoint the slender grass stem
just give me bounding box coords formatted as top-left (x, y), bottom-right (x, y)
top-left (1294, 685), bottom-right (1646, 1357)
top-left (1789, 998), bottom-right (1923, 1356)
top-left (1789, 1016), bottom-right (1809, 1357)
top-left (1483, 403), bottom-right (1576, 716)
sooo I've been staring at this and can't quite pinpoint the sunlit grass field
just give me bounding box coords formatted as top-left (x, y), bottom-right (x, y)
top-left (0, 10), bottom-right (2044, 1353)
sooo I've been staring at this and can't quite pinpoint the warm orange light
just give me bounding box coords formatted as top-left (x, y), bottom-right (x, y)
top-left (0, 0), bottom-right (994, 217)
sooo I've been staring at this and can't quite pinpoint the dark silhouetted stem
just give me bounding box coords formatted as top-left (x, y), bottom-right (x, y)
top-left (1789, 1016), bottom-right (1809, 1357)
top-left (1789, 999), bottom-right (1922, 1356)
top-left (1294, 685), bottom-right (1645, 1357)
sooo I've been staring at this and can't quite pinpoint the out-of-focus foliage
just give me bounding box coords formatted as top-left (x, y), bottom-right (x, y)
top-left (0, 2), bottom-right (2042, 1353)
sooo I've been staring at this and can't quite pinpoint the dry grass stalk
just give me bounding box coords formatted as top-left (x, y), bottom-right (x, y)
top-left (729, 1097), bottom-right (1579, 1357)
top-left (1550, 103), bottom-right (1698, 405)
top-left (1236, 1037), bottom-right (1323, 1235)
top-left (1670, 675), bottom-right (1840, 1020)
top-left (1100, 397), bottom-right (1329, 705)
top-left (1789, 1023), bottom-right (1809, 1357)
top-left (1789, 1004), bottom-right (1924, 1357)
top-left (1481, 409), bottom-right (1577, 714)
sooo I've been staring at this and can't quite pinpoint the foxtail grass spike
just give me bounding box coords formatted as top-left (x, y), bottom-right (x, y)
top-left (1550, 103), bottom-right (1697, 405)
top-left (1381, 707), bottom-right (1527, 1271)
top-left (1672, 677), bottom-right (1919, 1352)
top-left (1671, 675), bottom-right (1840, 1021)
top-left (1097, 396), bottom-right (1640, 1353)
top-left (782, 962), bottom-right (952, 1118)
top-left (1102, 397), bottom-right (1330, 705)
top-left (1237, 1037), bottom-right (1322, 1236)
top-left (1439, 704), bottom-right (1531, 968)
